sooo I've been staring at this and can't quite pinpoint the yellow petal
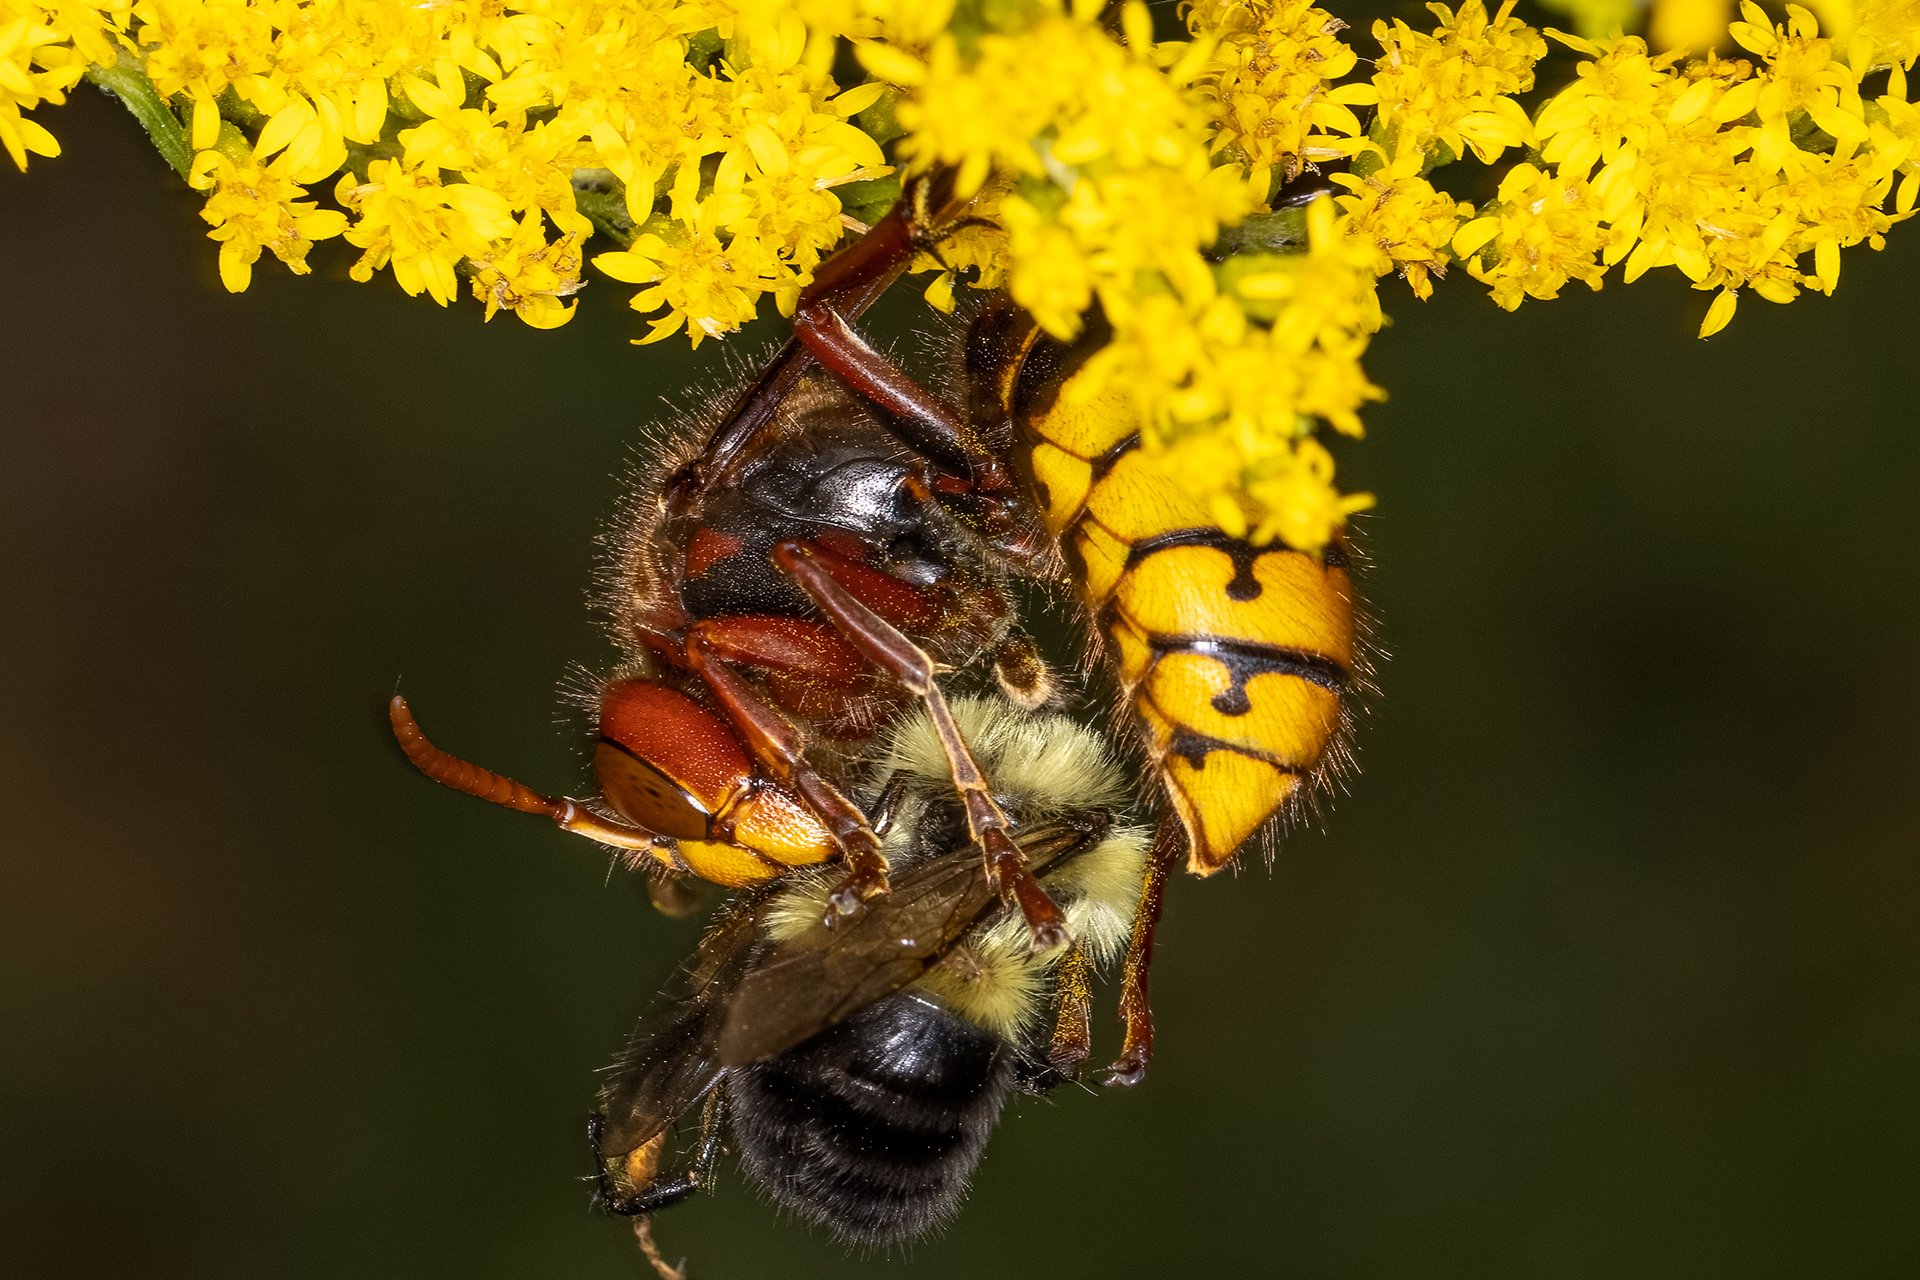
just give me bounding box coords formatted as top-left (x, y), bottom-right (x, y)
top-left (743, 122), bottom-right (788, 176)
top-left (403, 74), bottom-right (452, 119)
top-left (255, 98), bottom-right (311, 161)
top-left (218, 244), bottom-right (254, 293)
top-left (516, 299), bottom-right (576, 330)
top-left (832, 81), bottom-right (885, 117)
top-left (18, 114), bottom-right (59, 161)
top-left (1807, 100), bottom-right (1869, 145)
top-left (1814, 239), bottom-right (1841, 292)
top-left (923, 270), bottom-right (956, 313)
top-left (1697, 288), bottom-right (1738, 337)
top-left (855, 41), bottom-right (927, 87)
top-left (592, 250), bottom-right (664, 284)
top-left (191, 96), bottom-right (220, 152)
top-left (298, 209), bottom-right (349, 240)
top-left (1452, 216), bottom-right (1501, 257)
top-left (187, 149), bottom-right (224, 189)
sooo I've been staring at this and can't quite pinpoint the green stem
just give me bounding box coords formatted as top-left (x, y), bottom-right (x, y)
top-left (86, 52), bottom-right (191, 179)
top-left (572, 174), bottom-right (635, 247)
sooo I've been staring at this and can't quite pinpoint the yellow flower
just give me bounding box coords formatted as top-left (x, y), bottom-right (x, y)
top-left (1868, 66), bottom-right (1920, 210)
top-left (593, 205), bottom-right (776, 347)
top-left (1332, 149), bottom-right (1474, 298)
top-left (878, 17), bottom-right (1096, 196)
top-left (468, 212), bottom-right (584, 330)
top-left (250, 89), bottom-right (349, 185)
top-left (188, 147), bottom-right (348, 292)
top-left (1535, 34), bottom-right (1687, 182)
top-left (1454, 162), bottom-right (1609, 307)
top-left (998, 193), bottom-right (1094, 340)
top-left (1069, 198), bottom-right (1383, 550)
top-left (335, 158), bottom-right (517, 307)
top-left (1246, 438), bottom-right (1376, 553)
top-left (1345, 0), bottom-right (1547, 164)
top-left (1847, 0), bottom-right (1920, 71)
top-left (1723, 2), bottom-right (1867, 175)
top-left (397, 63), bottom-right (501, 175)
top-left (133, 0), bottom-right (274, 150)
top-left (0, 0), bottom-right (88, 170)
top-left (1186, 0), bottom-right (1367, 180)
top-left (23, 0), bottom-right (1920, 553)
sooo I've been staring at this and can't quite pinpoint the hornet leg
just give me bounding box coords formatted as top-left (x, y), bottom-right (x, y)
top-left (1100, 813), bottom-right (1184, 1087)
top-left (773, 539), bottom-right (1069, 951)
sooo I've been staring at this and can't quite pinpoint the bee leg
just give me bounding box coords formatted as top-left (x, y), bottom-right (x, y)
top-left (681, 634), bottom-right (892, 919)
top-left (1012, 941), bottom-right (1093, 1094)
top-left (990, 628), bottom-right (1059, 709)
top-left (594, 1091), bottom-right (728, 1218)
top-left (1099, 814), bottom-right (1184, 1088)
top-left (389, 694), bottom-right (676, 859)
top-left (1047, 942), bottom-right (1095, 1077)
top-left (772, 540), bottom-right (1071, 951)
top-left (867, 774), bottom-right (911, 839)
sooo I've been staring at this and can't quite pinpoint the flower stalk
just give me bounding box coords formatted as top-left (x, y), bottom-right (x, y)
top-left (84, 54), bottom-right (189, 178)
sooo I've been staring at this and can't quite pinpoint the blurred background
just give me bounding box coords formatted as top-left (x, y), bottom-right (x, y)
top-left (5, 35), bottom-right (1918, 1279)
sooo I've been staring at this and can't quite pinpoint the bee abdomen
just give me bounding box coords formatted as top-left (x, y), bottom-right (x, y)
top-left (730, 990), bottom-right (1014, 1245)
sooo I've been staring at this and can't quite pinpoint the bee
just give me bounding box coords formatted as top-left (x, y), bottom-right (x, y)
top-left (589, 696), bottom-right (1148, 1247)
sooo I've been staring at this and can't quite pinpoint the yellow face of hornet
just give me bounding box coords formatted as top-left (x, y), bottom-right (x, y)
top-left (1009, 357), bottom-right (1360, 874)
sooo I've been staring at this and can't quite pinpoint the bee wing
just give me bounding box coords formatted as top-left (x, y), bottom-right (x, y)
top-left (592, 900), bottom-right (761, 1186)
top-left (716, 814), bottom-right (1108, 1066)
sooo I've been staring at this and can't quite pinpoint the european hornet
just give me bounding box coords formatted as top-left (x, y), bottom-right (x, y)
top-left (393, 178), bottom-right (1078, 949)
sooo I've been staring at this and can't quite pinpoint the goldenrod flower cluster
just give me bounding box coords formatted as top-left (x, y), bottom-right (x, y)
top-left (1466, 6), bottom-right (1918, 336)
top-left (8, 0), bottom-right (885, 332)
top-left (9, 0), bottom-right (1920, 553)
top-left (864, 2), bottom-right (1382, 548)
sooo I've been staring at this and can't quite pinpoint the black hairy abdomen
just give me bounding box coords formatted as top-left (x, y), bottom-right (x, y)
top-left (729, 990), bottom-right (1013, 1245)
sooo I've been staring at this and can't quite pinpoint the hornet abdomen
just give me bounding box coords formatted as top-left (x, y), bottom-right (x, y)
top-left (984, 313), bottom-right (1358, 873)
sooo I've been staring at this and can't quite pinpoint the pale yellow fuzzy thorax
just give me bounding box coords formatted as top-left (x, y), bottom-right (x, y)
top-left (759, 698), bottom-right (1149, 1041)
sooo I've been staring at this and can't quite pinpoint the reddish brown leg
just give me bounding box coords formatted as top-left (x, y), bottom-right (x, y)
top-left (1099, 813), bottom-right (1184, 1087)
top-left (672, 174), bottom-right (954, 502)
top-left (793, 300), bottom-right (1007, 484)
top-left (389, 695), bottom-right (669, 854)
top-left (681, 635), bottom-right (891, 919)
top-left (687, 615), bottom-right (871, 689)
top-left (788, 224), bottom-right (1045, 563)
top-left (772, 540), bottom-right (1069, 950)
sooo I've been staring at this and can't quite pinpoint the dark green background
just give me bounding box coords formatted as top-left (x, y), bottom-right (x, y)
top-left (5, 70), bottom-right (1917, 1280)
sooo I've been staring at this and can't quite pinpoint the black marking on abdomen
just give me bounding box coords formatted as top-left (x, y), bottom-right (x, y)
top-left (1123, 529), bottom-right (1267, 601)
top-left (1011, 308), bottom-right (1111, 423)
top-left (1120, 527), bottom-right (1349, 603)
top-left (1163, 723), bottom-right (1305, 774)
top-left (1090, 431), bottom-right (1139, 482)
top-left (1148, 634), bottom-right (1350, 716)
